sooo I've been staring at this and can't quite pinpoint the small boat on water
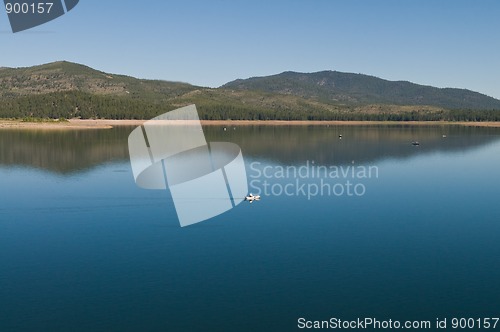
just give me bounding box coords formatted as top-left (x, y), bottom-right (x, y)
top-left (412, 141), bottom-right (420, 146)
top-left (245, 193), bottom-right (261, 203)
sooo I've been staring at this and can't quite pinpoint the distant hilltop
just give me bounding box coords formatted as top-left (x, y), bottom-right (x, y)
top-left (1, 61), bottom-right (500, 121)
top-left (223, 71), bottom-right (500, 110)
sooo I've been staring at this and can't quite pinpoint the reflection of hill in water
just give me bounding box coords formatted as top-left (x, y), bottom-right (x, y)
top-left (0, 127), bottom-right (134, 173)
top-left (1, 125), bottom-right (499, 174)
top-left (204, 125), bottom-right (500, 166)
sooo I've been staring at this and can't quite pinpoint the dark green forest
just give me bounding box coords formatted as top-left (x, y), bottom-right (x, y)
top-left (1, 90), bottom-right (500, 121)
top-left (1, 61), bottom-right (500, 122)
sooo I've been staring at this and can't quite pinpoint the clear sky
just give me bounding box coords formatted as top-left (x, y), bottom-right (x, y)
top-left (1, 0), bottom-right (499, 98)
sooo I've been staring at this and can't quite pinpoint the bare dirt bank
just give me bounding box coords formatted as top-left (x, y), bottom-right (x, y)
top-left (1, 119), bottom-right (500, 129)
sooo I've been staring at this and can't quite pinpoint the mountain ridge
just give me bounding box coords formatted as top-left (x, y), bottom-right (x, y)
top-left (1, 61), bottom-right (500, 121)
top-left (0, 61), bottom-right (197, 99)
top-left (223, 70), bottom-right (500, 110)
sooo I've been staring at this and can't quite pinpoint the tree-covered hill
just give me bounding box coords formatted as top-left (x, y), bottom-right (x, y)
top-left (223, 71), bottom-right (500, 110)
top-left (0, 61), bottom-right (197, 100)
top-left (1, 61), bottom-right (500, 121)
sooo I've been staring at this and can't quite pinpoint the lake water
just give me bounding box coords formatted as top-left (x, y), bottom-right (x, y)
top-left (1, 125), bottom-right (500, 331)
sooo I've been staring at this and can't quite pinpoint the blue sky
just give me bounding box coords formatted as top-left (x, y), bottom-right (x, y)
top-left (1, 0), bottom-right (499, 98)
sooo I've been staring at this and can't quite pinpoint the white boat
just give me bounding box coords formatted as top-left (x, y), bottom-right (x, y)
top-left (245, 193), bottom-right (261, 203)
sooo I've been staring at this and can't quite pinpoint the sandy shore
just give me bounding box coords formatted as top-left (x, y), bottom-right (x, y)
top-left (1, 119), bottom-right (500, 129)
top-left (0, 119), bottom-right (145, 130)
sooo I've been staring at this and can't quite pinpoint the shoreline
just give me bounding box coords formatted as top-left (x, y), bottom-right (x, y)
top-left (204, 120), bottom-right (500, 127)
top-left (1, 119), bottom-right (500, 129)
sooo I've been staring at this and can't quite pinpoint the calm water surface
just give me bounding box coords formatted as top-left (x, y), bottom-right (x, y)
top-left (1, 125), bottom-right (500, 331)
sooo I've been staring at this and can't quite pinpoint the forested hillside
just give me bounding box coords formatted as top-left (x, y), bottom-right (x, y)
top-left (1, 61), bottom-right (500, 121)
